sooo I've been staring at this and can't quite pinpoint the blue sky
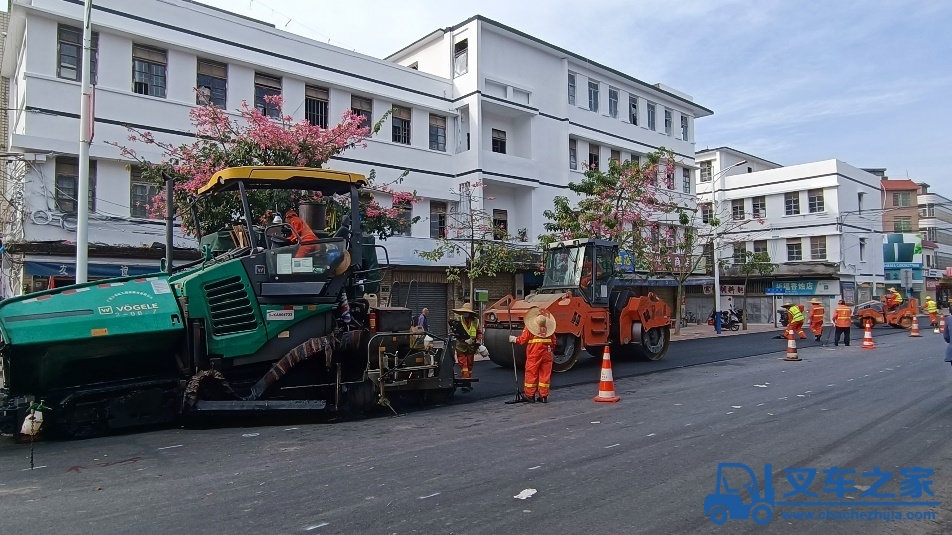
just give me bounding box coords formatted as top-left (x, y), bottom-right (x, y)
top-left (198, 0), bottom-right (951, 196)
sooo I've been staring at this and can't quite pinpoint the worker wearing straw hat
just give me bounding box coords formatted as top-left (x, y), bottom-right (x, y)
top-left (808, 298), bottom-right (826, 342)
top-left (509, 307), bottom-right (557, 403)
top-left (450, 302), bottom-right (480, 389)
top-left (922, 296), bottom-right (939, 328)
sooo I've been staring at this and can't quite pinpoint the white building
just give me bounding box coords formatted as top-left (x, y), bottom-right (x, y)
top-left (0, 0), bottom-right (711, 326)
top-left (694, 147), bottom-right (884, 320)
top-left (917, 184), bottom-right (952, 305)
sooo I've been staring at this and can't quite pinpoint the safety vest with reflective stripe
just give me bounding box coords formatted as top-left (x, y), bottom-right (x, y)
top-left (461, 319), bottom-right (478, 338)
top-left (892, 293), bottom-right (904, 304)
top-left (926, 301), bottom-right (938, 313)
top-left (811, 305), bottom-right (825, 321)
top-left (834, 306), bottom-right (852, 328)
top-left (789, 306), bottom-right (804, 323)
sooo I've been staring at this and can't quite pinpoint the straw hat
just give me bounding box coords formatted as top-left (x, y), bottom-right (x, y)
top-left (524, 307), bottom-right (557, 337)
top-left (453, 302), bottom-right (478, 316)
top-left (809, 298), bottom-right (822, 304)
top-left (888, 287), bottom-right (897, 292)
top-left (782, 302), bottom-right (796, 308)
top-left (333, 250), bottom-right (351, 276)
top-left (927, 296), bottom-right (934, 301)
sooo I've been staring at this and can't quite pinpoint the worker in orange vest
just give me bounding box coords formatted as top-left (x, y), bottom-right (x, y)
top-left (285, 209), bottom-right (321, 258)
top-left (832, 299), bottom-right (853, 346)
top-left (509, 307), bottom-right (556, 403)
top-left (782, 302), bottom-right (807, 340)
top-left (809, 298), bottom-right (826, 342)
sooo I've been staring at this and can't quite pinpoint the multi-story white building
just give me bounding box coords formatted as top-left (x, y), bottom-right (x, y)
top-left (917, 183), bottom-right (952, 305)
top-left (694, 147), bottom-right (884, 321)
top-left (0, 0), bottom-right (711, 328)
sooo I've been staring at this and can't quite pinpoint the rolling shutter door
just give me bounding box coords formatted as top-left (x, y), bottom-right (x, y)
top-left (393, 283), bottom-right (449, 336)
top-left (649, 286), bottom-right (677, 315)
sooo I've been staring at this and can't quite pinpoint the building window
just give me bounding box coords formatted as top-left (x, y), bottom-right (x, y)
top-left (491, 129), bottom-right (507, 154)
top-left (894, 216), bottom-right (912, 232)
top-left (608, 88), bottom-right (619, 119)
top-left (610, 149), bottom-right (621, 165)
top-left (588, 144), bottom-right (600, 170)
top-left (747, 167), bottom-right (753, 173)
top-left (752, 196), bottom-right (766, 218)
top-left (753, 240), bottom-right (767, 254)
top-left (569, 139), bottom-right (577, 170)
top-left (130, 167), bottom-right (158, 219)
top-left (919, 203), bottom-right (935, 217)
top-left (393, 199), bottom-right (412, 236)
top-left (807, 189), bottom-right (825, 213)
top-left (859, 238), bottom-right (867, 261)
top-left (701, 203), bottom-right (712, 224)
top-left (55, 157), bottom-right (96, 213)
top-left (629, 95), bottom-right (639, 125)
top-left (568, 72), bottom-right (576, 105)
top-left (699, 161), bottom-right (712, 182)
top-left (254, 73), bottom-right (282, 118)
top-left (926, 227), bottom-right (937, 241)
top-left (857, 192), bottom-right (865, 214)
top-left (732, 243), bottom-right (747, 264)
top-left (429, 114), bottom-right (446, 151)
top-left (430, 201), bottom-right (447, 239)
top-left (892, 192), bottom-right (911, 207)
top-left (304, 85), bottom-right (329, 128)
top-left (351, 95), bottom-right (373, 127)
top-left (682, 168), bottom-right (691, 193)
top-left (681, 115), bottom-right (689, 140)
top-left (732, 199), bottom-right (745, 220)
top-left (784, 192), bottom-right (800, 216)
top-left (787, 239), bottom-right (802, 261)
top-left (664, 109), bottom-right (672, 135)
top-left (492, 209), bottom-right (508, 240)
top-left (454, 39), bottom-right (468, 77)
top-left (392, 106), bottom-right (411, 145)
top-left (58, 25), bottom-right (98, 83)
top-left (132, 45), bottom-right (167, 98)
top-left (196, 59), bottom-right (227, 107)
top-left (810, 236), bottom-right (827, 260)
top-left (588, 81), bottom-right (599, 112)
top-left (647, 102), bottom-right (657, 131)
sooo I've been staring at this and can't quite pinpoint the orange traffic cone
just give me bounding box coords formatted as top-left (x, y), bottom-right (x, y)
top-left (593, 346), bottom-right (621, 403)
top-left (862, 323), bottom-right (876, 349)
top-left (784, 327), bottom-right (801, 361)
top-left (910, 315), bottom-right (922, 337)
top-left (939, 316), bottom-right (946, 335)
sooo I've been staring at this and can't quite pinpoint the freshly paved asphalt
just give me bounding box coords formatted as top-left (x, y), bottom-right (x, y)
top-left (1, 326), bottom-right (950, 534)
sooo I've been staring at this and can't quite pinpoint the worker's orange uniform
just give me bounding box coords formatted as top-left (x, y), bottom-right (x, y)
top-left (580, 260), bottom-right (603, 288)
top-left (810, 304), bottom-right (825, 339)
top-left (786, 305), bottom-right (807, 340)
top-left (514, 328), bottom-right (555, 399)
top-left (285, 210), bottom-right (320, 258)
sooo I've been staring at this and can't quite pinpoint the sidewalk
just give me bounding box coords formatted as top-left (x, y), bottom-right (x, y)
top-left (669, 322), bottom-right (783, 340)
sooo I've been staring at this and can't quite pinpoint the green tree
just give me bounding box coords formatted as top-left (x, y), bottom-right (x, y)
top-left (417, 182), bottom-right (531, 304)
top-left (735, 250), bottom-right (776, 330)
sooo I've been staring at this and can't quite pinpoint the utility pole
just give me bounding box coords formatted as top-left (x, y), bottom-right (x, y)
top-left (75, 0), bottom-right (93, 283)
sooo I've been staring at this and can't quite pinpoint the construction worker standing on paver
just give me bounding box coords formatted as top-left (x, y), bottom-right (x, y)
top-left (509, 307), bottom-right (556, 404)
top-left (809, 298), bottom-right (826, 342)
top-left (782, 302), bottom-right (807, 340)
top-left (833, 299), bottom-right (853, 346)
top-left (923, 296), bottom-right (939, 328)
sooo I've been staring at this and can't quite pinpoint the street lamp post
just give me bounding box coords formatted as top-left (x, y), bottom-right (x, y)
top-left (710, 159), bottom-right (748, 334)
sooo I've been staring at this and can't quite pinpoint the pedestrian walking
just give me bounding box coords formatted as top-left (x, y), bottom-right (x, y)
top-left (450, 303), bottom-right (480, 390)
top-left (417, 308), bottom-right (429, 331)
top-left (782, 302), bottom-right (807, 340)
top-left (833, 299), bottom-right (852, 346)
top-left (809, 298), bottom-right (826, 342)
top-left (509, 307), bottom-right (556, 403)
top-left (944, 313), bottom-right (952, 368)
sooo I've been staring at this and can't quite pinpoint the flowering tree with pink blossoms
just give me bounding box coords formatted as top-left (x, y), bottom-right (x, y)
top-left (417, 182), bottom-right (531, 304)
top-left (109, 94), bottom-right (419, 239)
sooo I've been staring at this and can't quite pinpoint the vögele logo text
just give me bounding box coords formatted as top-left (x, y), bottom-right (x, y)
top-left (705, 463), bottom-right (939, 525)
top-left (115, 303), bottom-right (159, 312)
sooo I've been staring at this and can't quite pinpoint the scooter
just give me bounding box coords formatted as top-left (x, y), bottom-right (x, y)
top-left (777, 308), bottom-right (790, 327)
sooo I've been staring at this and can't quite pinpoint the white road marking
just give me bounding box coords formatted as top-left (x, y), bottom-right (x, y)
top-left (767, 413), bottom-right (774, 416)
top-left (675, 403), bottom-right (682, 406)
top-left (528, 466), bottom-right (542, 470)
top-left (157, 445), bottom-right (183, 450)
top-left (604, 444), bottom-right (621, 449)
top-left (827, 384), bottom-right (835, 387)
top-left (726, 412), bottom-right (734, 415)
top-left (20, 466), bottom-right (46, 471)
top-left (646, 433), bottom-right (656, 437)
top-left (590, 421), bottom-right (600, 424)
top-left (242, 433), bottom-right (259, 437)
top-left (419, 493), bottom-right (441, 499)
top-left (797, 395), bottom-right (806, 398)
top-left (754, 384), bottom-right (768, 388)
top-left (514, 489), bottom-right (537, 500)
top-left (284, 428), bottom-right (298, 431)
top-left (757, 403), bottom-right (765, 406)
top-left (305, 522), bottom-right (329, 530)
top-left (848, 379), bottom-right (854, 382)
top-left (732, 406), bottom-right (742, 409)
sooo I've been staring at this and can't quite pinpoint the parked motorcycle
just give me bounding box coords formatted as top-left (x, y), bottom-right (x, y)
top-left (708, 309), bottom-right (742, 331)
top-left (777, 308), bottom-right (790, 327)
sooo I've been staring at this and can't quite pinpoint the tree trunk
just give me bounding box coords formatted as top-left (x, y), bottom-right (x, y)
top-left (674, 283), bottom-right (683, 335)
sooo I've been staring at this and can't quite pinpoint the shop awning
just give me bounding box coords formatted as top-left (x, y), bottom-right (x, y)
top-left (24, 261), bottom-right (163, 278)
